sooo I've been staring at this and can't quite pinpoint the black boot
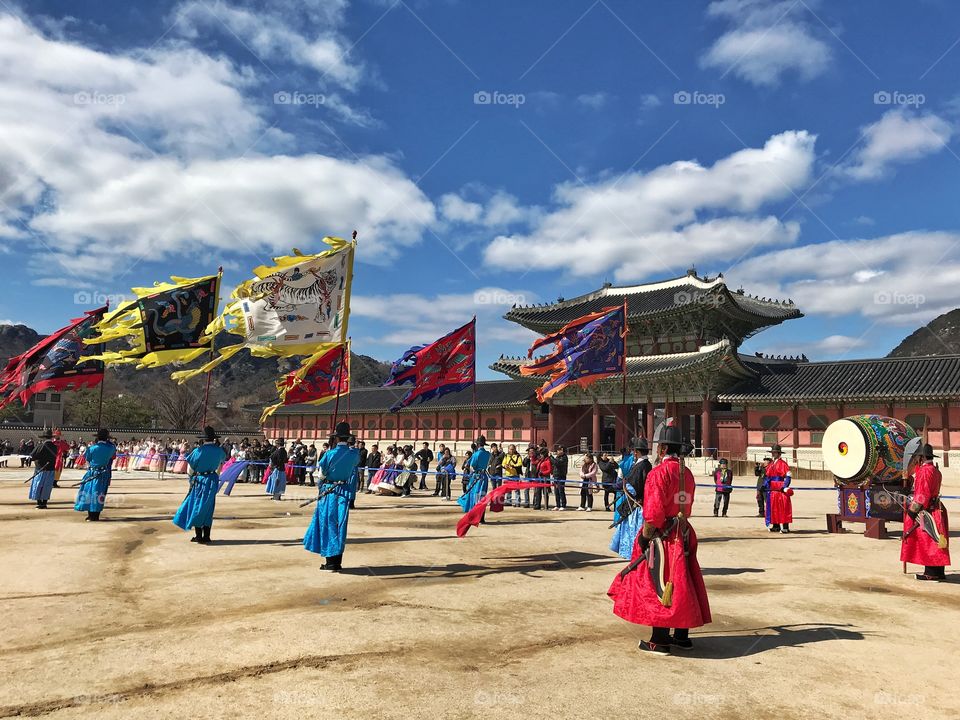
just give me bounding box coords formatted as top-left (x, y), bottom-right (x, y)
top-left (85, 511), bottom-right (94, 521)
top-left (191, 526), bottom-right (203, 543)
top-left (200, 526), bottom-right (212, 544)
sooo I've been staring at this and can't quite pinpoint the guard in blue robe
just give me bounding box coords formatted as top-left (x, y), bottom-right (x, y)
top-left (74, 429), bottom-right (117, 521)
top-left (265, 439), bottom-right (288, 500)
top-left (172, 426), bottom-right (227, 544)
top-left (457, 435), bottom-right (491, 519)
top-left (304, 423), bottom-right (360, 572)
top-left (29, 429), bottom-right (58, 509)
top-left (610, 438), bottom-right (651, 560)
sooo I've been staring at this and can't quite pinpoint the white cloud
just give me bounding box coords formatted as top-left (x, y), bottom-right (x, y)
top-left (701, 0), bottom-right (832, 86)
top-left (172, 0), bottom-right (361, 89)
top-left (753, 334), bottom-right (867, 359)
top-left (484, 130), bottom-right (816, 280)
top-left (439, 193), bottom-right (483, 224)
top-left (639, 93), bottom-right (661, 109)
top-left (0, 319), bottom-right (24, 326)
top-left (0, 13), bottom-right (435, 280)
top-left (577, 92), bottom-right (609, 110)
top-left (727, 231), bottom-right (960, 325)
top-left (351, 287), bottom-right (538, 347)
top-left (841, 110), bottom-right (953, 181)
top-left (440, 190), bottom-right (538, 228)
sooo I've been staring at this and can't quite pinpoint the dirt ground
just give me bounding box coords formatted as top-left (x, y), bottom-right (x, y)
top-left (0, 466), bottom-right (956, 720)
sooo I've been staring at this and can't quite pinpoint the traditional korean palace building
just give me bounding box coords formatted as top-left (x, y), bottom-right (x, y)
top-left (264, 271), bottom-right (960, 466)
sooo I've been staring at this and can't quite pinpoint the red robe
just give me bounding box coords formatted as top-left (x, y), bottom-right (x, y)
top-left (53, 439), bottom-right (70, 480)
top-left (608, 457), bottom-right (711, 629)
top-left (901, 462), bottom-right (950, 567)
top-left (765, 458), bottom-right (793, 524)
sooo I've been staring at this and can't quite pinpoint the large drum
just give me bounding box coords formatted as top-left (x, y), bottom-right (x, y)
top-left (821, 415), bottom-right (917, 485)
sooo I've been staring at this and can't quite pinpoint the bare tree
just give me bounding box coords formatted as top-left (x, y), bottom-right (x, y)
top-left (153, 383), bottom-right (204, 429)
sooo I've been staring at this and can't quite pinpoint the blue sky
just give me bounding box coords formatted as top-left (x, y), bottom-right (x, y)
top-left (2, 0), bottom-right (960, 377)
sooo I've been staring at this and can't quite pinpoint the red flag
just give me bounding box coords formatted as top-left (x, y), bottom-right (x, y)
top-left (0, 307), bottom-right (107, 409)
top-left (260, 344), bottom-right (349, 424)
top-left (384, 319), bottom-right (476, 411)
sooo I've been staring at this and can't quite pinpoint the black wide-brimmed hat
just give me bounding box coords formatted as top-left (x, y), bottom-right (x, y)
top-left (656, 424), bottom-right (684, 447)
top-left (335, 421), bottom-right (352, 440)
top-left (199, 426), bottom-right (217, 442)
top-left (631, 437), bottom-right (649, 453)
top-left (96, 428), bottom-right (113, 442)
top-left (39, 428), bottom-right (53, 439)
top-left (475, 435), bottom-right (487, 446)
top-left (718, 458), bottom-right (728, 465)
top-left (770, 444), bottom-right (783, 454)
top-left (922, 443), bottom-right (938, 459)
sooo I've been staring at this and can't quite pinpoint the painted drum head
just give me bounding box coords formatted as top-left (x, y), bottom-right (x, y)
top-left (822, 418), bottom-right (868, 480)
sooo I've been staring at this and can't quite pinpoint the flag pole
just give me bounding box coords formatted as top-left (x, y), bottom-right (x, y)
top-left (201, 267), bottom-right (223, 429)
top-left (96, 300), bottom-right (109, 428)
top-left (621, 298), bottom-right (628, 440)
top-left (346, 338), bottom-right (352, 415)
top-left (332, 342), bottom-right (347, 430)
top-left (471, 316), bottom-right (478, 436)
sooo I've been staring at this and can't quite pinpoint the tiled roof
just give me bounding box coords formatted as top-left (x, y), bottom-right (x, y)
top-left (492, 340), bottom-right (755, 382)
top-left (504, 273), bottom-right (800, 332)
top-left (271, 379), bottom-right (540, 415)
top-left (719, 355), bottom-right (960, 403)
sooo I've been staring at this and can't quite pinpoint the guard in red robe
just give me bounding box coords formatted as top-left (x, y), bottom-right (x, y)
top-left (764, 444), bottom-right (793, 533)
top-left (901, 444), bottom-right (950, 581)
top-left (608, 424), bottom-right (711, 655)
top-left (52, 431), bottom-right (70, 486)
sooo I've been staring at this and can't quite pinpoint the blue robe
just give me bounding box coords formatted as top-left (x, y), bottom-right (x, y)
top-left (265, 468), bottom-right (286, 496)
top-left (29, 471), bottom-right (55, 503)
top-left (304, 443), bottom-right (360, 557)
top-left (609, 502), bottom-right (644, 560)
top-left (74, 441), bottom-right (116, 513)
top-left (173, 443), bottom-right (226, 530)
top-left (457, 447), bottom-right (491, 513)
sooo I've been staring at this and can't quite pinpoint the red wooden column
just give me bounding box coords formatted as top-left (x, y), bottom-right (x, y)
top-left (942, 403), bottom-right (951, 468)
top-left (791, 405), bottom-right (800, 461)
top-left (547, 403), bottom-right (556, 448)
top-left (701, 395), bottom-right (713, 458)
top-left (499, 409), bottom-right (505, 445)
top-left (592, 401), bottom-right (601, 452)
top-left (529, 409), bottom-right (537, 445)
top-left (645, 398), bottom-right (654, 439)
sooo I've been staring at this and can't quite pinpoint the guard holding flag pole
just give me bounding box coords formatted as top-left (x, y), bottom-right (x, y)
top-left (304, 422), bottom-right (360, 572)
top-left (900, 439), bottom-right (950, 581)
top-left (608, 420), bottom-right (711, 655)
top-left (172, 426), bottom-right (226, 544)
top-left (29, 429), bottom-right (58, 509)
top-left (764, 444), bottom-right (794, 533)
top-left (74, 428), bottom-right (117, 521)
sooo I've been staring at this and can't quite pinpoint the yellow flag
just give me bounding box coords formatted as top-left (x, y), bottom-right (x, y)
top-left (172, 237), bottom-right (355, 383)
top-left (85, 274), bottom-right (221, 369)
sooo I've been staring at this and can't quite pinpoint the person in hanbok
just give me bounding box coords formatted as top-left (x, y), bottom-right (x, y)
top-left (173, 442), bottom-right (189, 474)
top-left (457, 436), bottom-right (491, 519)
top-left (53, 431), bottom-right (70, 484)
top-left (29, 429), bottom-right (58, 509)
top-left (763, 444), bottom-right (793, 533)
top-left (74, 429), bottom-right (117, 521)
top-left (265, 439), bottom-right (288, 500)
top-left (610, 439), bottom-right (652, 560)
top-left (136, 443), bottom-right (153, 471)
top-left (172, 426), bottom-right (227, 544)
top-left (901, 443), bottom-right (951, 581)
top-left (369, 447), bottom-right (401, 495)
top-left (303, 423), bottom-right (360, 572)
top-left (608, 424), bottom-right (710, 655)
top-left (75, 442), bottom-right (88, 469)
top-left (149, 442), bottom-right (163, 473)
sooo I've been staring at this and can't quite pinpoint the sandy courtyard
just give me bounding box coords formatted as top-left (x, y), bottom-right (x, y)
top-left (0, 466), bottom-right (956, 720)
